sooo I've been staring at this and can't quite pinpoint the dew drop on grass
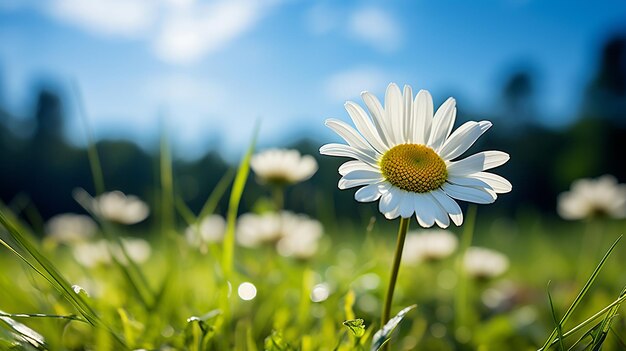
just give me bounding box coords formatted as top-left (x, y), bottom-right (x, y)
top-left (238, 282), bottom-right (257, 301)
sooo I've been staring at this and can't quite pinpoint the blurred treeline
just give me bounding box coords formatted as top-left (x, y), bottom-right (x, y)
top-left (1, 35), bottom-right (625, 230)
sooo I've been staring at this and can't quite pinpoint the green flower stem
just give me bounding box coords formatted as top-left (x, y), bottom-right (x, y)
top-left (454, 205), bottom-right (477, 335)
top-left (272, 185), bottom-right (285, 211)
top-left (382, 217), bottom-right (410, 328)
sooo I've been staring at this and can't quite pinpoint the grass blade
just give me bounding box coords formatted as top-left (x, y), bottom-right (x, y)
top-left (0, 210), bottom-right (126, 347)
top-left (539, 235), bottom-right (622, 350)
top-left (547, 283), bottom-right (565, 351)
top-left (198, 168), bottom-right (235, 220)
top-left (222, 122), bottom-right (258, 278)
top-left (589, 287), bottom-right (625, 350)
top-left (370, 304), bottom-right (416, 351)
top-left (0, 311), bottom-right (86, 323)
top-left (553, 291), bottom-right (626, 347)
top-left (0, 313), bottom-right (46, 350)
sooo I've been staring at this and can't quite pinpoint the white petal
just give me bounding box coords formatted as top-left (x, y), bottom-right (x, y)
top-left (361, 91), bottom-right (392, 146)
top-left (470, 172), bottom-right (512, 193)
top-left (385, 83), bottom-right (404, 145)
top-left (413, 193), bottom-right (436, 228)
top-left (431, 189), bottom-right (463, 226)
top-left (427, 192), bottom-right (450, 228)
top-left (355, 183), bottom-right (382, 202)
top-left (379, 188), bottom-right (401, 219)
top-left (320, 143), bottom-right (380, 166)
top-left (446, 151), bottom-right (510, 176)
top-left (427, 97), bottom-right (456, 151)
top-left (325, 119), bottom-right (372, 151)
top-left (338, 160), bottom-right (379, 176)
top-left (343, 170), bottom-right (382, 181)
top-left (447, 175), bottom-right (492, 190)
top-left (345, 101), bottom-right (389, 153)
top-left (377, 181), bottom-right (393, 194)
top-left (412, 90), bottom-right (433, 145)
top-left (403, 85), bottom-right (413, 142)
top-left (387, 191), bottom-right (407, 219)
top-left (398, 190), bottom-right (414, 218)
top-left (442, 183), bottom-right (495, 204)
top-left (339, 177), bottom-right (381, 189)
top-left (439, 121), bottom-right (492, 161)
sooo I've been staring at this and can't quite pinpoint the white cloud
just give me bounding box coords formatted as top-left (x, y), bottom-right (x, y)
top-left (48, 0), bottom-right (156, 38)
top-left (154, 1), bottom-right (267, 64)
top-left (325, 66), bottom-right (390, 102)
top-left (42, 0), bottom-right (279, 64)
top-left (348, 7), bottom-right (402, 53)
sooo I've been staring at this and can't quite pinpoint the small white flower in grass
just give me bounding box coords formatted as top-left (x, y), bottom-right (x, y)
top-left (402, 229), bottom-right (458, 264)
top-left (463, 247), bottom-right (509, 279)
top-left (236, 212), bottom-right (283, 247)
top-left (112, 238), bottom-right (152, 265)
top-left (185, 214), bottom-right (226, 247)
top-left (250, 148), bottom-right (318, 185)
top-left (72, 238), bottom-right (151, 267)
top-left (45, 213), bottom-right (97, 244)
top-left (72, 240), bottom-right (111, 267)
top-left (320, 83), bottom-right (511, 228)
top-left (236, 211), bottom-right (324, 258)
top-left (276, 212), bottom-right (323, 259)
top-left (93, 191), bottom-right (149, 224)
top-left (557, 175), bottom-right (626, 220)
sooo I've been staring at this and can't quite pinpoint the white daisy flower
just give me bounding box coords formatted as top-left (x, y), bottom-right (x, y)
top-left (72, 238), bottom-right (151, 267)
top-left (236, 212), bottom-right (283, 247)
top-left (250, 149), bottom-right (318, 185)
top-left (185, 214), bottom-right (226, 247)
top-left (92, 191), bottom-right (150, 224)
top-left (463, 247), bottom-right (509, 279)
top-left (236, 211), bottom-right (324, 258)
top-left (401, 229), bottom-right (458, 264)
top-left (45, 213), bottom-right (97, 244)
top-left (72, 240), bottom-right (111, 267)
top-left (557, 175), bottom-right (626, 220)
top-left (112, 237), bottom-right (152, 265)
top-left (276, 212), bottom-right (323, 259)
top-left (320, 83), bottom-right (511, 228)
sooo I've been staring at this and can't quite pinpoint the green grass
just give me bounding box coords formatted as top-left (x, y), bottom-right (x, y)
top-left (0, 129), bottom-right (625, 349)
top-left (1, 203), bottom-right (625, 350)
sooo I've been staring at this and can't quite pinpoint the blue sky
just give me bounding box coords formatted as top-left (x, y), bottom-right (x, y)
top-left (1, 0), bottom-right (625, 159)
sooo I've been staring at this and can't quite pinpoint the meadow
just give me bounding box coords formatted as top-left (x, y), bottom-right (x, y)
top-left (1, 132), bottom-right (625, 350)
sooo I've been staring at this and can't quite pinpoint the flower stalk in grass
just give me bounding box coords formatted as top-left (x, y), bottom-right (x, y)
top-left (557, 175), bottom-right (626, 282)
top-left (272, 185), bottom-right (285, 211)
top-left (320, 83), bottom-right (511, 348)
top-left (382, 217), bottom-right (410, 326)
top-left (250, 148), bottom-right (318, 211)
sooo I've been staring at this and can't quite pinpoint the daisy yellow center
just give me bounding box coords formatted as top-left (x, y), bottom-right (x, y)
top-left (380, 144), bottom-right (448, 193)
